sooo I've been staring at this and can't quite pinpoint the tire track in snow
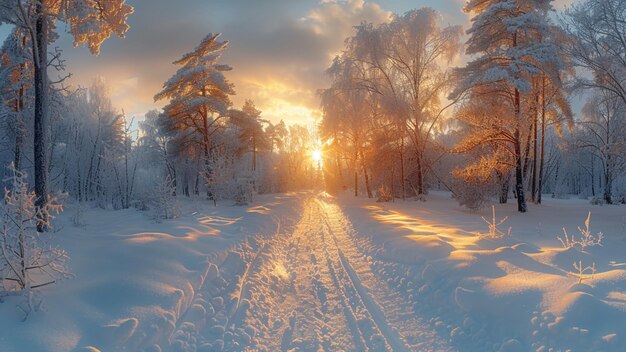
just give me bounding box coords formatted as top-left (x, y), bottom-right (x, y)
top-left (220, 199), bottom-right (358, 351)
top-left (187, 195), bottom-right (454, 352)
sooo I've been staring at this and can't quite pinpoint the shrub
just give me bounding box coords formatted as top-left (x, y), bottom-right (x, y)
top-left (0, 165), bottom-right (70, 318)
top-left (376, 185), bottom-right (393, 203)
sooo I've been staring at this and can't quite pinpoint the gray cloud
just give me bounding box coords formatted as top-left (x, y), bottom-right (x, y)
top-left (1, 0), bottom-right (574, 125)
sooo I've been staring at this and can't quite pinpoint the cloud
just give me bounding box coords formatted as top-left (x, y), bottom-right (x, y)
top-left (41, 0), bottom-right (584, 126)
top-left (47, 0), bottom-right (393, 126)
top-left (221, 0), bottom-right (392, 124)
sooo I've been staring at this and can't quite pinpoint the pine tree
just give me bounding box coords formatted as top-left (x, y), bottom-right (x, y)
top-left (450, 0), bottom-right (564, 213)
top-left (230, 100), bottom-right (270, 173)
top-left (155, 33), bottom-right (235, 203)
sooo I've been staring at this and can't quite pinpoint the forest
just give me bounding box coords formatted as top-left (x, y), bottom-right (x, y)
top-left (0, 1), bottom-right (625, 352)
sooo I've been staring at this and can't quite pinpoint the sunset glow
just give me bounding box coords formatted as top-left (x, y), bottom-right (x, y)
top-left (1, 1), bottom-right (624, 351)
top-left (312, 149), bottom-right (323, 164)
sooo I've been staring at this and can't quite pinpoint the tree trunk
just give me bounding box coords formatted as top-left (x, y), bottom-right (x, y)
top-left (168, 164), bottom-right (177, 197)
top-left (33, 2), bottom-right (50, 231)
top-left (531, 91), bottom-right (539, 202)
top-left (537, 77), bottom-right (546, 204)
top-left (590, 159), bottom-right (596, 197)
top-left (201, 107), bottom-right (215, 203)
top-left (514, 88), bottom-right (527, 213)
top-left (353, 149), bottom-right (358, 197)
top-left (522, 123), bottom-right (533, 182)
top-left (360, 150), bottom-right (372, 199)
top-left (400, 139), bottom-right (405, 200)
top-left (604, 157), bottom-right (613, 204)
top-left (552, 160), bottom-right (560, 198)
top-left (12, 136), bottom-right (22, 173)
top-left (415, 147), bottom-right (424, 195)
top-left (498, 171), bottom-right (510, 204)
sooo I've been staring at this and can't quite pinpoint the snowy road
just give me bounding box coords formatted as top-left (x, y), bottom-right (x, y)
top-left (182, 194), bottom-right (454, 352)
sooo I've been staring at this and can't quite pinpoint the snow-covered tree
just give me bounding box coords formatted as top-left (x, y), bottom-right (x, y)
top-left (0, 28), bottom-right (32, 172)
top-left (562, 0), bottom-right (626, 107)
top-left (0, 165), bottom-right (68, 296)
top-left (151, 175), bottom-right (179, 222)
top-left (55, 79), bottom-right (125, 206)
top-left (138, 110), bottom-right (177, 194)
top-left (450, 0), bottom-right (566, 212)
top-left (0, 0), bottom-right (133, 225)
top-left (111, 113), bottom-right (137, 209)
top-left (229, 100), bottom-right (270, 174)
top-left (155, 33), bottom-right (235, 203)
top-left (321, 55), bottom-right (376, 198)
top-left (349, 8), bottom-right (462, 195)
top-left (574, 93), bottom-right (626, 204)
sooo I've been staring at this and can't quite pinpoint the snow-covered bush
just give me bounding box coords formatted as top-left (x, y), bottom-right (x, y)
top-left (233, 180), bottom-right (255, 206)
top-left (376, 185), bottom-right (393, 203)
top-left (0, 166), bottom-right (69, 296)
top-left (589, 196), bottom-right (605, 206)
top-left (451, 176), bottom-right (495, 210)
top-left (480, 205), bottom-right (511, 239)
top-left (152, 175), bottom-right (180, 222)
top-left (557, 212), bottom-right (603, 251)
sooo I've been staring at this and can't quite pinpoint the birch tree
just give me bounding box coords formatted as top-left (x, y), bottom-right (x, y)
top-left (348, 8), bottom-right (462, 195)
top-left (562, 0), bottom-right (626, 107)
top-left (575, 93), bottom-right (626, 204)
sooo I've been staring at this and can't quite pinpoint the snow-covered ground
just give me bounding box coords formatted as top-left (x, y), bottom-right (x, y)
top-left (0, 193), bottom-right (305, 352)
top-left (1, 191), bottom-right (625, 352)
top-left (340, 191), bottom-right (626, 352)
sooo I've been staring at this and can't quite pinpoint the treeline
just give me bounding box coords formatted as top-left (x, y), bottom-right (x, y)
top-left (320, 0), bottom-right (626, 211)
top-left (0, 28), bottom-right (316, 212)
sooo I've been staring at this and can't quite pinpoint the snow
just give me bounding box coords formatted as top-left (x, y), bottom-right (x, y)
top-left (0, 191), bottom-right (624, 351)
top-left (339, 191), bottom-right (626, 351)
top-left (0, 193), bottom-right (305, 351)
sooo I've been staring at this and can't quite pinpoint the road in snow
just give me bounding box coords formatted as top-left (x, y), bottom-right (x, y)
top-left (181, 194), bottom-right (454, 351)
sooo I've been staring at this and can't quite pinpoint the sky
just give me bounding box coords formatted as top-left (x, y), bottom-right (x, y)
top-left (0, 0), bottom-right (574, 126)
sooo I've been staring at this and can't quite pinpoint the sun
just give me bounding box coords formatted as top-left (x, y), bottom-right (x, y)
top-left (312, 149), bottom-right (322, 163)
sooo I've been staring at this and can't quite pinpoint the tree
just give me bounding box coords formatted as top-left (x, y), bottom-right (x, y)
top-left (574, 93), bottom-right (626, 204)
top-left (138, 110), bottom-right (177, 195)
top-left (0, 28), bottom-right (32, 172)
top-left (155, 33), bottom-right (235, 203)
top-left (562, 0), bottom-right (626, 107)
top-left (0, 0), bottom-right (133, 228)
top-left (55, 79), bottom-right (125, 205)
top-left (450, 0), bottom-right (565, 213)
top-left (230, 100), bottom-right (270, 173)
top-left (321, 55), bottom-right (376, 198)
top-left (348, 8), bottom-right (462, 195)
top-left (0, 165), bottom-right (68, 300)
top-left (452, 91), bottom-right (516, 206)
top-left (533, 72), bottom-right (573, 204)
